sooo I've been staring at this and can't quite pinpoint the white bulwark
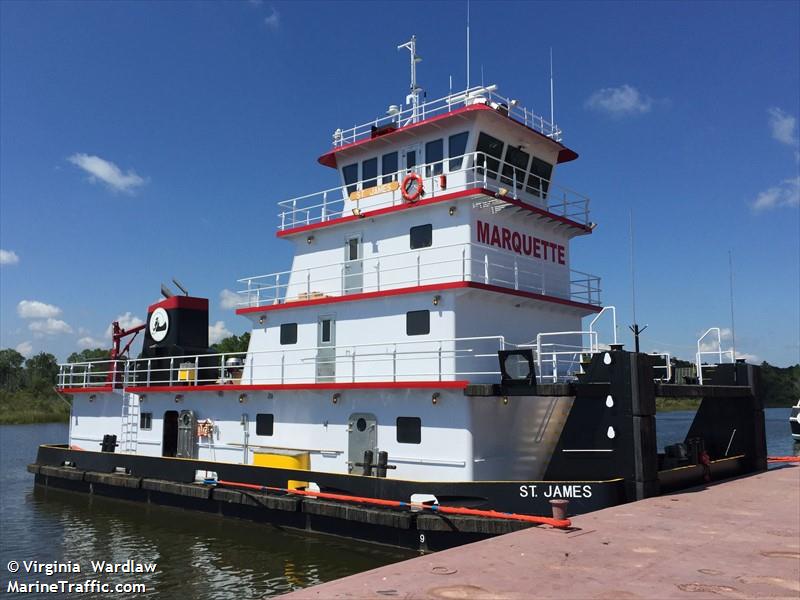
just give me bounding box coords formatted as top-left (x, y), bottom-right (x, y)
top-left (59, 45), bottom-right (619, 486)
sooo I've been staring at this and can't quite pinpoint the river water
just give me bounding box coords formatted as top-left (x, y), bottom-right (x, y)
top-left (0, 409), bottom-right (797, 599)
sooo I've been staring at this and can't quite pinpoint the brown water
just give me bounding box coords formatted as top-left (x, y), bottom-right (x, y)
top-left (0, 423), bottom-right (413, 599)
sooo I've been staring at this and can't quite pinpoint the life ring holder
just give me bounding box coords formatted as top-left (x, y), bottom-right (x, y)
top-left (401, 173), bottom-right (424, 203)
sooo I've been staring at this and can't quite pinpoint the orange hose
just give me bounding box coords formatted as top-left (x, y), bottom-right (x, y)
top-left (216, 479), bottom-right (571, 528)
top-left (767, 456), bottom-right (800, 462)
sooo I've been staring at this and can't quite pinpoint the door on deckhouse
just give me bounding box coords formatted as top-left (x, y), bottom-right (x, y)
top-left (343, 235), bottom-right (363, 294)
top-left (315, 315), bottom-right (336, 383)
top-left (348, 413), bottom-right (377, 475)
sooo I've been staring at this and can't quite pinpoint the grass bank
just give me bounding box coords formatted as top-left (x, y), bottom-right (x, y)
top-left (655, 397), bottom-right (702, 412)
top-left (0, 390), bottom-right (70, 425)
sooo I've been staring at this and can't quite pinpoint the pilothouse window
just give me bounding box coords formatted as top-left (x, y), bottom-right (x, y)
top-left (527, 157), bottom-right (553, 198)
top-left (425, 139), bottom-right (444, 177)
top-left (476, 132), bottom-right (504, 180)
top-left (362, 157), bottom-right (378, 189)
top-left (448, 131), bottom-right (469, 171)
top-left (343, 163), bottom-right (358, 196)
top-left (502, 145), bottom-right (530, 189)
top-left (382, 152), bottom-right (398, 184)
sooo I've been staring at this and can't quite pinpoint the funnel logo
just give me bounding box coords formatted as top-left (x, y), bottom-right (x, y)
top-left (149, 307), bottom-right (169, 342)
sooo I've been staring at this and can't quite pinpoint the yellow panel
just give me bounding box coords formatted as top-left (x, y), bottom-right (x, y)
top-left (253, 451), bottom-right (309, 490)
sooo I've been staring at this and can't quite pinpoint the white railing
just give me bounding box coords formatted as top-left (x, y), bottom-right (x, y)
top-left (332, 84), bottom-right (562, 148)
top-left (58, 336), bottom-right (507, 388)
top-left (237, 242), bottom-right (601, 309)
top-left (649, 352), bottom-right (672, 382)
top-left (696, 327), bottom-right (735, 384)
top-left (277, 151), bottom-right (591, 231)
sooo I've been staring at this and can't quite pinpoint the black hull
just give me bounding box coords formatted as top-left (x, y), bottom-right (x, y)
top-left (33, 444), bottom-right (625, 551)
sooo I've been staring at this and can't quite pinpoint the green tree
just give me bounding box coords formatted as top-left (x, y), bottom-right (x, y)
top-left (0, 349), bottom-right (26, 392)
top-left (67, 348), bottom-right (111, 363)
top-left (24, 352), bottom-right (59, 391)
top-left (212, 332), bottom-right (250, 355)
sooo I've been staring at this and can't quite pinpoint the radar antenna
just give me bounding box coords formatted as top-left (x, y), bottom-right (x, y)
top-left (398, 35), bottom-right (423, 124)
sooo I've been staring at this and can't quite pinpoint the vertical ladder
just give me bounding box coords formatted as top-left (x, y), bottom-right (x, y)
top-left (120, 392), bottom-right (139, 454)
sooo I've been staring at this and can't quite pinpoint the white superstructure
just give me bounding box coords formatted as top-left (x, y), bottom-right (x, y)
top-left (59, 40), bottom-right (619, 485)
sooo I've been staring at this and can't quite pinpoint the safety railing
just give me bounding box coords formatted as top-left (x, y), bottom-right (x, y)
top-left (649, 352), bottom-right (672, 382)
top-left (57, 360), bottom-right (125, 389)
top-left (237, 242), bottom-right (601, 309)
top-left (277, 151), bottom-right (591, 231)
top-left (332, 84), bottom-right (562, 147)
top-left (57, 336), bottom-right (508, 389)
top-left (696, 327), bottom-right (735, 384)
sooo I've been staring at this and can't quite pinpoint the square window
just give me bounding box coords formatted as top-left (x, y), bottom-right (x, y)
top-left (140, 412), bottom-right (152, 430)
top-left (406, 310), bottom-right (430, 336)
top-left (256, 413), bottom-right (274, 436)
top-left (410, 224), bottom-right (432, 250)
top-left (280, 323), bottom-right (298, 345)
top-left (397, 417), bottom-right (421, 444)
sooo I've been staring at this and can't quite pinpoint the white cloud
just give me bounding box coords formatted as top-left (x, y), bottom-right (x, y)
top-left (15, 341), bottom-right (33, 357)
top-left (17, 300), bottom-right (62, 319)
top-left (752, 176), bottom-right (800, 212)
top-left (220, 289), bottom-right (240, 310)
top-left (77, 336), bottom-right (107, 349)
top-left (68, 153), bottom-right (146, 193)
top-left (585, 84), bottom-right (653, 116)
top-left (105, 312), bottom-right (145, 337)
top-left (767, 107), bottom-right (798, 147)
top-left (0, 249), bottom-right (19, 265)
top-left (209, 321), bottom-right (232, 345)
top-left (736, 352), bottom-right (760, 363)
top-left (263, 7), bottom-right (280, 29)
top-left (29, 318), bottom-right (73, 335)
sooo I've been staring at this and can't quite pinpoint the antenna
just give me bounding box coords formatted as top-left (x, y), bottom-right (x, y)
top-left (628, 209), bottom-right (647, 352)
top-left (397, 36), bottom-right (423, 123)
top-left (729, 250), bottom-right (737, 360)
top-left (549, 47), bottom-right (555, 129)
top-left (466, 0), bottom-right (470, 88)
top-left (160, 283), bottom-right (174, 299)
top-left (172, 277), bottom-right (189, 296)
top-left (481, 64), bottom-right (484, 87)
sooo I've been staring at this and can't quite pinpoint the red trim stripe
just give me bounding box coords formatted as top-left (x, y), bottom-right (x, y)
top-left (317, 104), bottom-right (578, 168)
top-left (125, 381), bottom-right (469, 394)
top-left (147, 296), bottom-right (208, 313)
top-left (236, 281), bottom-right (601, 315)
top-left (277, 187), bottom-right (591, 238)
top-left (58, 386), bottom-right (115, 394)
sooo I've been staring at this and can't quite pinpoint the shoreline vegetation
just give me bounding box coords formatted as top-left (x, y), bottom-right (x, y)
top-left (1, 344), bottom-right (797, 425)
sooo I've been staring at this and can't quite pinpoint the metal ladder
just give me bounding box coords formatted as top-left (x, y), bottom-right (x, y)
top-left (120, 391), bottom-right (140, 454)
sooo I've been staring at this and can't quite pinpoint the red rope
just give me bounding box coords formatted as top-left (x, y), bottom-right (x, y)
top-left (767, 456), bottom-right (800, 462)
top-left (216, 479), bottom-right (571, 528)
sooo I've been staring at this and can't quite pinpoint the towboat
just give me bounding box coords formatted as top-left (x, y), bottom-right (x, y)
top-left (32, 37), bottom-right (769, 551)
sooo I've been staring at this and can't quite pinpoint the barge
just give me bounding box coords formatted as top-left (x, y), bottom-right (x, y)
top-left (33, 37), bottom-right (767, 551)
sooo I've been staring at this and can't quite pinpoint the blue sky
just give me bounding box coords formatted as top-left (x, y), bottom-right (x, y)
top-left (1, 1), bottom-right (798, 366)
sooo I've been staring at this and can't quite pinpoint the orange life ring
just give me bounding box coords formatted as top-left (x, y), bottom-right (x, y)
top-left (401, 173), bottom-right (424, 203)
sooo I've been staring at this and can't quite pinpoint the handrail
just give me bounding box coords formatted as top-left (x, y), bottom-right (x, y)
top-left (57, 336), bottom-right (507, 388)
top-left (276, 150), bottom-right (591, 231)
top-left (236, 241), bottom-right (601, 309)
top-left (696, 327), bottom-right (734, 384)
top-left (331, 84), bottom-right (562, 148)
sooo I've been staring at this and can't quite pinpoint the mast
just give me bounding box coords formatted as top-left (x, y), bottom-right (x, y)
top-left (398, 36), bottom-right (423, 124)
